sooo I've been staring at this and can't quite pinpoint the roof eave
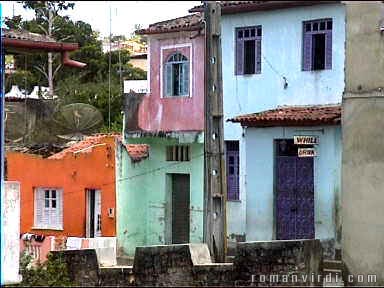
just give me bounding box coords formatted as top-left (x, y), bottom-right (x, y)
top-left (231, 119), bottom-right (341, 127)
top-left (135, 25), bottom-right (203, 36)
top-left (189, 1), bottom-right (341, 14)
top-left (4, 38), bottom-right (79, 52)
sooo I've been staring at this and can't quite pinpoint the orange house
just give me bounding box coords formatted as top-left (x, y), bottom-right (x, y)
top-left (7, 134), bottom-right (123, 238)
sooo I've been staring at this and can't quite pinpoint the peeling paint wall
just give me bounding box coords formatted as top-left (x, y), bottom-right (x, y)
top-left (117, 136), bottom-right (204, 256)
top-left (221, 3), bottom-right (345, 242)
top-left (6, 137), bottom-right (117, 237)
top-left (137, 32), bottom-right (205, 132)
top-left (3, 181), bottom-right (21, 284)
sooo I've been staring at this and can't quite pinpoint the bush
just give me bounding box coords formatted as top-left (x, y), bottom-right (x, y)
top-left (18, 252), bottom-right (74, 287)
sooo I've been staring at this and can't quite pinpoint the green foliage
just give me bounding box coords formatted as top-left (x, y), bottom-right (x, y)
top-left (5, 1), bottom-right (147, 134)
top-left (18, 252), bottom-right (74, 287)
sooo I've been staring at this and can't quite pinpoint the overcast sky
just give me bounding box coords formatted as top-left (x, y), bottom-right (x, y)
top-left (1, 1), bottom-right (201, 38)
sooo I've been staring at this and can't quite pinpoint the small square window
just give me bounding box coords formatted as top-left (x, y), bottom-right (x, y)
top-left (313, 22), bottom-right (318, 31)
top-left (52, 200), bottom-right (56, 208)
top-left (320, 22), bottom-right (325, 30)
top-left (257, 27), bottom-right (262, 37)
top-left (45, 190), bottom-right (49, 198)
top-left (238, 30), bottom-right (243, 39)
top-left (250, 29), bottom-right (255, 37)
top-left (51, 190), bottom-right (56, 199)
top-left (45, 199), bottom-right (50, 208)
top-left (327, 21), bottom-right (332, 30)
top-left (244, 30), bottom-right (249, 37)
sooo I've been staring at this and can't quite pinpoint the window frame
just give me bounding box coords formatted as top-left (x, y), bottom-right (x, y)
top-left (225, 141), bottom-right (240, 201)
top-left (164, 52), bottom-right (190, 97)
top-left (34, 187), bottom-right (63, 230)
top-left (235, 25), bottom-right (262, 76)
top-left (160, 43), bottom-right (192, 98)
top-left (302, 18), bottom-right (333, 71)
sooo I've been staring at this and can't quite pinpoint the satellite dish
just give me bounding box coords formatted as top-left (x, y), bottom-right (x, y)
top-left (53, 103), bottom-right (104, 140)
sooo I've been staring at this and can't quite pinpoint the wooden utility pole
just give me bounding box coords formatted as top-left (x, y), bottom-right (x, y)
top-left (203, 1), bottom-right (227, 263)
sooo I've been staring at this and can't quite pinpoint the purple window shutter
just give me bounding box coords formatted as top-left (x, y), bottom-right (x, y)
top-left (303, 32), bottom-right (312, 71)
top-left (256, 39), bottom-right (261, 74)
top-left (227, 150), bottom-right (240, 201)
top-left (325, 30), bottom-right (332, 69)
top-left (236, 39), bottom-right (244, 75)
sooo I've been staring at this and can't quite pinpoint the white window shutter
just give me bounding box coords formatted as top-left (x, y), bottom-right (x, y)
top-left (165, 63), bottom-right (173, 96)
top-left (181, 62), bottom-right (189, 96)
top-left (57, 189), bottom-right (63, 229)
top-left (35, 189), bottom-right (44, 228)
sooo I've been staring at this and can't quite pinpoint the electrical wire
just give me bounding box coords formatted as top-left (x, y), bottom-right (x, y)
top-left (12, 151), bottom-right (205, 206)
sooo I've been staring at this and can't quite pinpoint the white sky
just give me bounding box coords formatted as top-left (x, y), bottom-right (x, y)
top-left (1, 1), bottom-right (201, 38)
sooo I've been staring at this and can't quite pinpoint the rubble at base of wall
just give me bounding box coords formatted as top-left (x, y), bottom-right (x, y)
top-left (55, 239), bottom-right (323, 286)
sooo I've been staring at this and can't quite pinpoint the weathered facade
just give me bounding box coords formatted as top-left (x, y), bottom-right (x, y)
top-left (117, 14), bottom-right (206, 257)
top-left (342, 1), bottom-right (384, 284)
top-left (214, 1), bottom-right (345, 255)
top-left (7, 134), bottom-right (122, 238)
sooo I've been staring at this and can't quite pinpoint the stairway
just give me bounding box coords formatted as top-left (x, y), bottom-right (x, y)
top-left (323, 259), bottom-right (344, 287)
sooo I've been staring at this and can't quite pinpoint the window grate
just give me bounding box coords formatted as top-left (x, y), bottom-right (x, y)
top-left (166, 145), bottom-right (190, 161)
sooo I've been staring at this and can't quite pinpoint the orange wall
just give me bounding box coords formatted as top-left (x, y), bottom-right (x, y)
top-left (7, 137), bottom-right (117, 237)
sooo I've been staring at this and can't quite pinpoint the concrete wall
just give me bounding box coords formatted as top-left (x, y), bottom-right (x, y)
top-left (117, 135), bottom-right (204, 256)
top-left (244, 125), bottom-right (341, 252)
top-left (137, 32), bottom-right (205, 132)
top-left (221, 3), bottom-right (346, 240)
top-left (3, 181), bottom-right (21, 285)
top-left (342, 1), bottom-right (384, 284)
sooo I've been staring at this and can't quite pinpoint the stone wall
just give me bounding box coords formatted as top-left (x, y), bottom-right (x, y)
top-left (233, 240), bottom-right (323, 286)
top-left (55, 240), bottom-right (323, 286)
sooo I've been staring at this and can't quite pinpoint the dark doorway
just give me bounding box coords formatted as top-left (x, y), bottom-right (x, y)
top-left (275, 139), bottom-right (315, 240)
top-left (171, 174), bottom-right (190, 244)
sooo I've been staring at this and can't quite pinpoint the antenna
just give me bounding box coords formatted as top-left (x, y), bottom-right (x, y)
top-left (108, 2), bottom-right (112, 131)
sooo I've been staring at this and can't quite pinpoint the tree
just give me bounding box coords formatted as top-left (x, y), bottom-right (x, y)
top-left (20, 1), bottom-right (75, 97)
top-left (5, 4), bottom-right (147, 133)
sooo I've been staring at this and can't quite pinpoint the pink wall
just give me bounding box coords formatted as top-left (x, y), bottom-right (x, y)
top-left (138, 33), bottom-right (205, 132)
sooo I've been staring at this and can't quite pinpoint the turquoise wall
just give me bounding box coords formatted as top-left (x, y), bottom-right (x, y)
top-left (221, 4), bottom-right (345, 239)
top-left (116, 136), bottom-right (204, 256)
top-left (244, 125), bottom-right (341, 243)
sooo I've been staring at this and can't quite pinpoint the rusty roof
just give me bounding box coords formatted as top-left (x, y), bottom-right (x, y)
top-left (2, 28), bottom-right (79, 53)
top-left (229, 105), bottom-right (341, 127)
top-left (2, 28), bottom-right (55, 42)
top-left (136, 13), bottom-right (203, 35)
top-left (48, 133), bottom-right (121, 159)
top-left (189, 1), bottom-right (340, 14)
top-left (124, 144), bottom-right (150, 162)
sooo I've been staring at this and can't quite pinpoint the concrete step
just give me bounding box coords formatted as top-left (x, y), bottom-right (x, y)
top-left (323, 259), bottom-right (344, 270)
top-left (225, 255), bottom-right (235, 263)
top-left (116, 256), bottom-right (134, 266)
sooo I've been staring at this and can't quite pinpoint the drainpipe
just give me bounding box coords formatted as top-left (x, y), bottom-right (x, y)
top-left (61, 51), bottom-right (86, 68)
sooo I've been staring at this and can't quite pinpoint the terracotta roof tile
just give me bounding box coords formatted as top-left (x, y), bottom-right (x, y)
top-left (48, 133), bottom-right (121, 159)
top-left (124, 144), bottom-right (150, 162)
top-left (136, 14), bottom-right (203, 35)
top-left (189, 1), bottom-right (339, 14)
top-left (229, 104), bottom-right (341, 127)
top-left (2, 28), bottom-right (55, 42)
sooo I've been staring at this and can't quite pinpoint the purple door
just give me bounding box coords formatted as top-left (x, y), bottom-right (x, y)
top-left (276, 140), bottom-right (315, 240)
top-left (226, 141), bottom-right (239, 201)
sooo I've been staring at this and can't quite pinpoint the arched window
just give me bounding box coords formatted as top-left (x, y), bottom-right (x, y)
top-left (164, 52), bottom-right (189, 97)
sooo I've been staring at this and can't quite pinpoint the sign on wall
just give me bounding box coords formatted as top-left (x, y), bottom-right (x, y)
top-left (123, 80), bottom-right (148, 94)
top-left (298, 148), bottom-right (317, 157)
top-left (294, 135), bottom-right (318, 145)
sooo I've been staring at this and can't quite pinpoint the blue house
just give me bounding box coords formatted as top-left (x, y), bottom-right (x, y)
top-left (192, 1), bottom-right (345, 258)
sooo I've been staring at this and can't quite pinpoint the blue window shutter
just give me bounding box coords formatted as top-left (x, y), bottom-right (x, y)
top-left (256, 39), bottom-right (261, 74)
top-left (181, 62), bottom-right (189, 95)
top-left (165, 63), bottom-right (173, 96)
top-left (303, 33), bottom-right (312, 71)
top-left (236, 39), bottom-right (244, 75)
top-left (325, 30), bottom-right (332, 69)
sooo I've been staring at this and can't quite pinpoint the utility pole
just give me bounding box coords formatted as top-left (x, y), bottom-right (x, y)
top-left (203, 1), bottom-right (227, 263)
